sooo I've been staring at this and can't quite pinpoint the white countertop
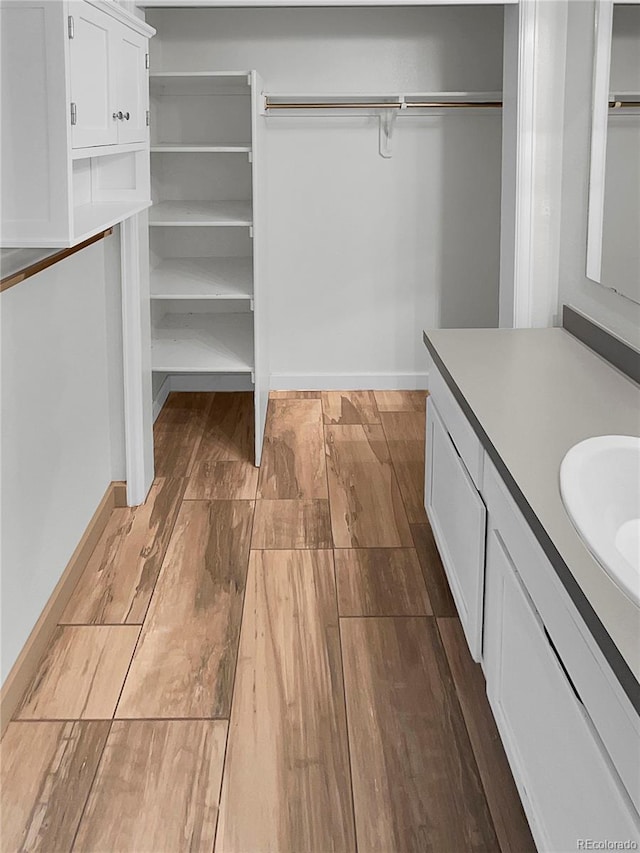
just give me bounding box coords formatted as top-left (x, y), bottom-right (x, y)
top-left (424, 327), bottom-right (640, 685)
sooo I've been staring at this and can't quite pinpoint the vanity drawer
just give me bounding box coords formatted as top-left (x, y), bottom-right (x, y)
top-left (483, 454), bottom-right (640, 815)
top-left (428, 365), bottom-right (483, 488)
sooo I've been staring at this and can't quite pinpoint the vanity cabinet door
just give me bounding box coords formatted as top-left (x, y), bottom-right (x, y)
top-left (68, 2), bottom-right (118, 148)
top-left (484, 528), bottom-right (640, 851)
top-left (426, 398), bottom-right (486, 661)
top-left (115, 27), bottom-right (148, 144)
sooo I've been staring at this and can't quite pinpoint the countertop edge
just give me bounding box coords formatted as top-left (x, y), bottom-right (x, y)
top-left (422, 329), bottom-right (640, 714)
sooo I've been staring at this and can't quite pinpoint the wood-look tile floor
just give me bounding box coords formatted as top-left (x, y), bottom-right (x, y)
top-left (1, 390), bottom-right (535, 853)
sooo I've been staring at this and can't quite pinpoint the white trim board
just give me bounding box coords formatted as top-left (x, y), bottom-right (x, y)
top-left (502, 0), bottom-right (568, 329)
top-left (586, 0), bottom-right (613, 284)
top-left (88, 0), bottom-right (156, 36)
top-left (153, 376), bottom-right (172, 422)
top-left (152, 372), bottom-right (428, 421)
top-left (139, 0), bottom-right (516, 7)
top-left (121, 215), bottom-right (155, 506)
top-left (269, 373), bottom-right (429, 391)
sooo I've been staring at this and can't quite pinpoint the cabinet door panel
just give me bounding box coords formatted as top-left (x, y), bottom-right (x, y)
top-left (484, 529), bottom-right (640, 850)
top-left (116, 30), bottom-right (147, 144)
top-left (69, 3), bottom-right (117, 148)
top-left (426, 399), bottom-right (486, 660)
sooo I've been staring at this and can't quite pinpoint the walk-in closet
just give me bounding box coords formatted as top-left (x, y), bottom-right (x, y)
top-left (144, 3), bottom-right (510, 461)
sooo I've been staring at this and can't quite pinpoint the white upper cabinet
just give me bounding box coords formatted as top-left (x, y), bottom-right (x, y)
top-left (0, 0), bottom-right (155, 247)
top-left (69, 2), bottom-right (149, 149)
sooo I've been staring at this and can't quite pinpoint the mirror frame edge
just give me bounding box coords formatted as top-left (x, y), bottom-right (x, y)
top-left (586, 0), bottom-right (614, 284)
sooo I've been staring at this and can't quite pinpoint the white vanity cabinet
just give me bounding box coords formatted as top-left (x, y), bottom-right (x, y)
top-left (0, 0), bottom-right (155, 247)
top-left (483, 456), bottom-right (640, 849)
top-left (425, 368), bottom-right (486, 661)
top-left (425, 355), bottom-right (640, 849)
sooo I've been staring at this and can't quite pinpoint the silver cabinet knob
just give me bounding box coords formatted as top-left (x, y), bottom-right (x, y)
top-left (124, 112), bottom-right (130, 120)
top-left (117, 111), bottom-right (124, 120)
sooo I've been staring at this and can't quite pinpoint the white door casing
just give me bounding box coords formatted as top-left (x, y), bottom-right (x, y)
top-left (501, 0), bottom-right (569, 329)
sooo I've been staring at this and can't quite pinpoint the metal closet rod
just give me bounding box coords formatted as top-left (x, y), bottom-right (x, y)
top-left (264, 98), bottom-right (640, 111)
top-left (265, 99), bottom-right (503, 110)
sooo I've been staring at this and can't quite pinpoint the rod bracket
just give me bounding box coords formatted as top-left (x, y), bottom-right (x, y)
top-left (378, 109), bottom-right (397, 159)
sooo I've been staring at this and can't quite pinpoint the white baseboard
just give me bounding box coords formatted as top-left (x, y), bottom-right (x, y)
top-left (170, 373), bottom-right (254, 393)
top-left (1, 482), bottom-right (127, 735)
top-left (152, 376), bottom-right (171, 422)
top-left (269, 372), bottom-right (429, 391)
top-left (153, 372), bottom-right (430, 422)
top-left (152, 373), bottom-right (254, 422)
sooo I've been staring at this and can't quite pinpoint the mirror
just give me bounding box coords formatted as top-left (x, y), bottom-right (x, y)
top-left (586, 0), bottom-right (640, 304)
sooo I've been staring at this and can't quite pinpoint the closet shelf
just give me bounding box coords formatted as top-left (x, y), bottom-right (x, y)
top-left (152, 312), bottom-right (254, 373)
top-left (149, 200), bottom-right (252, 227)
top-left (151, 143), bottom-right (252, 153)
top-left (150, 257), bottom-right (253, 300)
top-left (150, 72), bottom-right (251, 96)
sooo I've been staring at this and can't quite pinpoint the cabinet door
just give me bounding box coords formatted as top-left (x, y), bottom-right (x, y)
top-left (484, 529), bottom-right (640, 850)
top-left (69, 2), bottom-right (118, 148)
top-left (426, 399), bottom-right (486, 660)
top-left (115, 28), bottom-right (148, 144)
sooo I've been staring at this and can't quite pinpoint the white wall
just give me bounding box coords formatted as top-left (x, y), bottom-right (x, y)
top-left (148, 6), bottom-right (504, 387)
top-left (0, 234), bottom-right (125, 683)
top-left (263, 115), bottom-right (502, 385)
top-left (558, 0), bottom-right (640, 349)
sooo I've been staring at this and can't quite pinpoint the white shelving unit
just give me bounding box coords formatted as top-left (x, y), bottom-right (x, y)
top-left (149, 69), bottom-right (268, 463)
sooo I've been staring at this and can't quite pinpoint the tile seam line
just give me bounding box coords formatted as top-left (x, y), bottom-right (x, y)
top-left (57, 622), bottom-right (145, 627)
top-left (433, 616), bottom-right (503, 849)
top-left (379, 411), bottom-right (433, 610)
top-left (185, 392), bottom-right (216, 477)
top-left (67, 718), bottom-right (115, 852)
top-left (380, 398), bottom-right (497, 837)
top-left (110, 481), bottom-right (191, 719)
top-left (213, 489), bottom-right (259, 851)
top-left (324, 411), bottom-right (359, 853)
top-left (338, 614), bottom-right (435, 620)
top-left (15, 716), bottom-right (235, 723)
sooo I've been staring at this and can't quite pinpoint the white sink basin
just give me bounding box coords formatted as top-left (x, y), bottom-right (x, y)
top-left (560, 435), bottom-right (640, 608)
